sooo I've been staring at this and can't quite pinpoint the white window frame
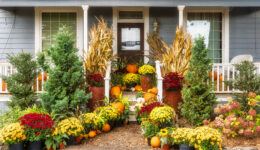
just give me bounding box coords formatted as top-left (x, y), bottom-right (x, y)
top-left (112, 7), bottom-right (149, 63)
top-left (35, 7), bottom-right (83, 55)
top-left (183, 7), bottom-right (229, 63)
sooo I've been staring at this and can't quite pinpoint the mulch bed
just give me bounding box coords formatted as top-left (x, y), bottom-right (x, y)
top-left (65, 123), bottom-right (158, 150)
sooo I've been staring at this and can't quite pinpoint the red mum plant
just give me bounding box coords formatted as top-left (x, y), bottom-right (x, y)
top-left (19, 113), bottom-right (55, 142)
top-left (87, 73), bottom-right (104, 87)
top-left (163, 72), bottom-right (183, 91)
top-left (138, 102), bottom-right (164, 119)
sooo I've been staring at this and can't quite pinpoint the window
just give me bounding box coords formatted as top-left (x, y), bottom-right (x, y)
top-left (41, 12), bottom-right (77, 50)
top-left (187, 12), bottom-right (222, 63)
top-left (119, 11), bottom-right (143, 19)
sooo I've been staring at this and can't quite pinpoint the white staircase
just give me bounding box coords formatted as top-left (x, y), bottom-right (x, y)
top-left (122, 91), bottom-right (138, 122)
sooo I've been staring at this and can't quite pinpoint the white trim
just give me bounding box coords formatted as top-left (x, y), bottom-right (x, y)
top-left (177, 5), bottom-right (185, 27)
top-left (34, 7), bottom-right (83, 56)
top-left (82, 5), bottom-right (89, 57)
top-left (184, 7), bottom-right (230, 63)
top-left (112, 7), bottom-right (150, 63)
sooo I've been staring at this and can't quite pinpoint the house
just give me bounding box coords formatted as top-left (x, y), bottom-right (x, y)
top-left (0, 0), bottom-right (260, 112)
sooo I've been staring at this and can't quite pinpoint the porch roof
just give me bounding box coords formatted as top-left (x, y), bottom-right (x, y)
top-left (1, 0), bottom-right (260, 7)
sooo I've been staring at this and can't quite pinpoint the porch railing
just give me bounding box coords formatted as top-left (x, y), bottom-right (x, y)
top-left (154, 61), bottom-right (260, 95)
top-left (104, 61), bottom-right (112, 99)
top-left (1, 62), bottom-right (260, 95)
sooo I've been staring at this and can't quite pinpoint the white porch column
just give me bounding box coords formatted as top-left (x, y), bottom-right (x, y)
top-left (82, 5), bottom-right (89, 55)
top-left (177, 5), bottom-right (185, 27)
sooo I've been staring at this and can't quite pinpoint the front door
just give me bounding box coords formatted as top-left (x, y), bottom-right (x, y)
top-left (118, 23), bottom-right (144, 63)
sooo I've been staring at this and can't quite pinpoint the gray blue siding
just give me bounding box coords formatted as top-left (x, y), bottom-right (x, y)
top-left (149, 7), bottom-right (178, 45)
top-left (230, 7), bottom-right (260, 61)
top-left (88, 7), bottom-right (112, 30)
top-left (0, 7), bottom-right (35, 60)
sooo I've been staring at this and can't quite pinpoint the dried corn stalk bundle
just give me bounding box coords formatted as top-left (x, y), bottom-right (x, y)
top-left (147, 26), bottom-right (192, 77)
top-left (82, 17), bottom-right (116, 76)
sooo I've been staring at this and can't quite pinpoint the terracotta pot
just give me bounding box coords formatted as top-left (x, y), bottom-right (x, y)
top-left (87, 86), bottom-right (105, 111)
top-left (74, 136), bottom-right (83, 144)
top-left (123, 120), bottom-right (129, 126)
top-left (163, 89), bottom-right (183, 114)
top-left (161, 144), bottom-right (170, 150)
top-left (141, 75), bottom-right (153, 92)
top-left (59, 142), bottom-right (65, 149)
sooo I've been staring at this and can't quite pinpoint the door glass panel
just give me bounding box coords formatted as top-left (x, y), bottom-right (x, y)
top-left (121, 27), bottom-right (140, 50)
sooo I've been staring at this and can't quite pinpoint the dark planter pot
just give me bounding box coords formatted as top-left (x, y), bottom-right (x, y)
top-left (137, 120), bottom-right (141, 125)
top-left (141, 75), bottom-right (153, 92)
top-left (27, 141), bottom-right (42, 150)
top-left (173, 144), bottom-right (179, 149)
top-left (180, 144), bottom-right (195, 150)
top-left (115, 120), bottom-right (122, 127)
top-left (87, 86), bottom-right (105, 111)
top-left (65, 136), bottom-right (74, 146)
top-left (163, 89), bottom-right (183, 114)
top-left (147, 138), bottom-right (151, 146)
top-left (9, 142), bottom-right (24, 150)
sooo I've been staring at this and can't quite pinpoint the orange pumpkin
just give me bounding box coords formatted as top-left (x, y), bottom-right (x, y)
top-left (209, 71), bottom-right (217, 80)
top-left (126, 64), bottom-right (138, 73)
top-left (121, 86), bottom-right (126, 91)
top-left (111, 86), bottom-right (121, 96)
top-left (38, 73), bottom-right (47, 81)
top-left (144, 92), bottom-right (157, 101)
top-left (102, 123), bottom-right (111, 132)
top-left (135, 85), bottom-right (142, 91)
top-left (2, 80), bottom-right (6, 91)
top-left (148, 87), bottom-right (158, 94)
top-left (219, 74), bottom-right (223, 81)
top-left (111, 102), bottom-right (124, 114)
top-left (88, 131), bottom-right (96, 138)
top-left (151, 136), bottom-right (161, 148)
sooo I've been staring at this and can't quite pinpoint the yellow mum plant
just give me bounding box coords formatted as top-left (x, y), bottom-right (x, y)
top-left (79, 113), bottom-right (105, 132)
top-left (57, 117), bottom-right (84, 137)
top-left (189, 126), bottom-right (222, 150)
top-left (171, 128), bottom-right (193, 145)
top-left (149, 106), bottom-right (176, 127)
top-left (0, 123), bottom-right (26, 146)
top-left (123, 73), bottom-right (140, 85)
top-left (138, 65), bottom-right (155, 75)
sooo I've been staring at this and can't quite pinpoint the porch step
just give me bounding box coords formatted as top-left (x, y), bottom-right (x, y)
top-left (122, 91), bottom-right (138, 121)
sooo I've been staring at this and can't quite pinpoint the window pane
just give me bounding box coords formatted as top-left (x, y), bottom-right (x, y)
top-left (41, 12), bottom-right (77, 51)
top-left (187, 12), bottom-right (222, 63)
top-left (119, 11), bottom-right (143, 19)
top-left (121, 27), bottom-right (141, 51)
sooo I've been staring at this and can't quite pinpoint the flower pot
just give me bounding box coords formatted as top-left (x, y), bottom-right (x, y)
top-left (163, 89), bottom-right (183, 114)
top-left (87, 86), bottom-right (105, 111)
top-left (9, 142), bottom-right (24, 150)
top-left (123, 120), bottom-right (129, 126)
top-left (141, 75), bottom-right (153, 92)
top-left (65, 136), bottom-right (74, 146)
top-left (74, 136), bottom-right (83, 144)
top-left (147, 138), bottom-right (151, 146)
top-left (27, 141), bottom-right (42, 150)
top-left (59, 142), bottom-right (65, 149)
top-left (173, 144), bottom-right (179, 149)
top-left (180, 144), bottom-right (195, 150)
top-left (161, 144), bottom-right (170, 150)
top-left (46, 146), bottom-right (53, 150)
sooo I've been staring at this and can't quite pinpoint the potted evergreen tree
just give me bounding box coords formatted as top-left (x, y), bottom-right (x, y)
top-left (37, 27), bottom-right (91, 120)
